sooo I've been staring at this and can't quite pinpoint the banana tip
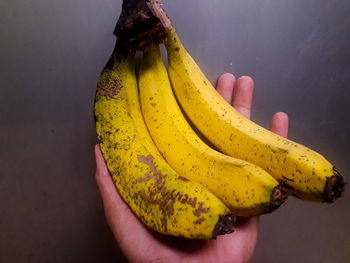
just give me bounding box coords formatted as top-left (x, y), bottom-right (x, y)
top-left (212, 213), bottom-right (235, 239)
top-left (324, 170), bottom-right (346, 202)
top-left (268, 184), bottom-right (289, 212)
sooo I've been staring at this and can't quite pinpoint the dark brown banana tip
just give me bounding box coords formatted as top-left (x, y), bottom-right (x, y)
top-left (324, 170), bottom-right (346, 202)
top-left (212, 213), bottom-right (235, 239)
top-left (265, 184), bottom-right (288, 213)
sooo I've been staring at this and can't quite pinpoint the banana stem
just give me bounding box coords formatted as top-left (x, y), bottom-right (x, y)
top-left (114, 0), bottom-right (172, 50)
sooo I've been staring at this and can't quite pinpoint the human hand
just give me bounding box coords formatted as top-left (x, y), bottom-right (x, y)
top-left (95, 74), bottom-right (289, 263)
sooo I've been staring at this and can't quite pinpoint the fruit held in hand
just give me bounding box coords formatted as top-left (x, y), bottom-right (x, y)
top-left (138, 44), bottom-right (287, 217)
top-left (165, 28), bottom-right (345, 202)
top-left (94, 45), bottom-right (235, 239)
top-left (94, 0), bottom-right (344, 239)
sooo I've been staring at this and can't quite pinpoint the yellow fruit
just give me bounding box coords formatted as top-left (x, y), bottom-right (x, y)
top-left (94, 45), bottom-right (235, 239)
top-left (165, 28), bottom-right (344, 202)
top-left (139, 45), bottom-right (287, 217)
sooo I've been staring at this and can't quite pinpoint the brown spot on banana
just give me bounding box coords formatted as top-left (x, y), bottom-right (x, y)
top-left (137, 154), bottom-right (212, 219)
top-left (136, 172), bottom-right (153, 182)
top-left (193, 217), bottom-right (206, 225)
top-left (97, 69), bottom-right (123, 98)
top-left (278, 148), bottom-right (289, 154)
top-left (193, 202), bottom-right (210, 217)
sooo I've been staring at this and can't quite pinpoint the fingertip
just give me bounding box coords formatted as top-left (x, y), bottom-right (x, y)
top-left (232, 75), bottom-right (254, 119)
top-left (270, 112), bottom-right (289, 138)
top-left (94, 144), bottom-right (110, 179)
top-left (216, 73), bottom-right (236, 103)
top-left (94, 144), bottom-right (101, 157)
top-left (273, 112), bottom-right (289, 123)
top-left (94, 144), bottom-right (102, 159)
top-left (219, 73), bottom-right (236, 84)
top-left (237, 76), bottom-right (254, 90)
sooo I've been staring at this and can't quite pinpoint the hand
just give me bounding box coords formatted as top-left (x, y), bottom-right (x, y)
top-left (95, 74), bottom-right (289, 263)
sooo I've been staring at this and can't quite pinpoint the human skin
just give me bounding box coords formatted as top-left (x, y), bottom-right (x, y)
top-left (94, 74), bottom-right (289, 263)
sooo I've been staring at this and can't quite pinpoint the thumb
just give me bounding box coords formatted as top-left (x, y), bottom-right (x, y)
top-left (94, 144), bottom-right (152, 258)
top-left (94, 145), bottom-right (134, 236)
top-left (95, 144), bottom-right (124, 214)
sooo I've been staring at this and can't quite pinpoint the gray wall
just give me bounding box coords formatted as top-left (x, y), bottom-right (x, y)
top-left (1, 0), bottom-right (349, 262)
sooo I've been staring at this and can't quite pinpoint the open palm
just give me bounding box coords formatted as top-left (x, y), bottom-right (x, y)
top-left (95, 74), bottom-right (289, 263)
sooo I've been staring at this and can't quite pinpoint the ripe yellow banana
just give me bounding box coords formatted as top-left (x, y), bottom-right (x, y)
top-left (139, 45), bottom-right (287, 217)
top-left (165, 28), bottom-right (345, 202)
top-left (94, 45), bottom-right (235, 239)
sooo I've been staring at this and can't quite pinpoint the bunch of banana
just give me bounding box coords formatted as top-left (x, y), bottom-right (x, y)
top-left (94, 42), bottom-right (235, 239)
top-left (95, 0), bottom-right (344, 239)
top-left (138, 45), bottom-right (287, 217)
top-left (164, 28), bottom-right (345, 202)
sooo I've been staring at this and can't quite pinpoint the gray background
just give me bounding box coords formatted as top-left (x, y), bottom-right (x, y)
top-left (1, 0), bottom-right (349, 262)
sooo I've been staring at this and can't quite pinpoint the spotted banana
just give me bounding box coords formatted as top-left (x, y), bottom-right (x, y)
top-left (94, 44), bottom-right (235, 239)
top-left (165, 28), bottom-right (345, 202)
top-left (138, 45), bottom-right (287, 217)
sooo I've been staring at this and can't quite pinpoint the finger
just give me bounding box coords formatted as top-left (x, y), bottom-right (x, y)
top-left (270, 112), bottom-right (289, 138)
top-left (94, 145), bottom-right (137, 232)
top-left (216, 73), bottom-right (236, 103)
top-left (232, 76), bottom-right (254, 119)
top-left (95, 144), bottom-right (156, 256)
top-left (95, 144), bottom-right (122, 210)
